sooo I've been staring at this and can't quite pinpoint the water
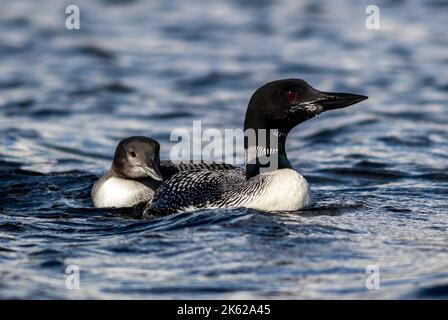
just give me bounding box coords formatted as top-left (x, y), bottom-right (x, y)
top-left (1, 0), bottom-right (447, 299)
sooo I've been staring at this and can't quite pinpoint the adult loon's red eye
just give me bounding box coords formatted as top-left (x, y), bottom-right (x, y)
top-left (286, 90), bottom-right (297, 101)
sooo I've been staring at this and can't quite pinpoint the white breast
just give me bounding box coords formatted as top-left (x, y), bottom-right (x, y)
top-left (92, 176), bottom-right (153, 208)
top-left (246, 169), bottom-right (315, 211)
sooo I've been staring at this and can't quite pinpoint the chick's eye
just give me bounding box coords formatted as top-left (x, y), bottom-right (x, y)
top-left (130, 151), bottom-right (136, 158)
top-left (286, 90), bottom-right (297, 101)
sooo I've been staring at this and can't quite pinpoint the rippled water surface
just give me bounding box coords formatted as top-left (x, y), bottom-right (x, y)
top-left (1, 0), bottom-right (447, 299)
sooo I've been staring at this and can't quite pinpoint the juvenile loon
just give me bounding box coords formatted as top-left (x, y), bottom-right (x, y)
top-left (144, 79), bottom-right (367, 215)
top-left (92, 136), bottom-right (235, 208)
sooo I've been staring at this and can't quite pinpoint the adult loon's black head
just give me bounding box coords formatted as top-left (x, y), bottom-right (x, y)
top-left (244, 79), bottom-right (367, 134)
top-left (244, 79), bottom-right (368, 178)
top-left (112, 136), bottom-right (163, 181)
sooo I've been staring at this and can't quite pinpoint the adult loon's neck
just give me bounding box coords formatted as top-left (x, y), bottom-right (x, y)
top-left (244, 127), bottom-right (292, 179)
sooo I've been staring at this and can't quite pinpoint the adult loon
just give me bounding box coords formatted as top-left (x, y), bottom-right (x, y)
top-left (144, 79), bottom-right (367, 215)
top-left (92, 136), bottom-right (235, 208)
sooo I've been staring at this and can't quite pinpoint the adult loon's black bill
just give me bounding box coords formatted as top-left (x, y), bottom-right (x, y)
top-left (318, 91), bottom-right (368, 111)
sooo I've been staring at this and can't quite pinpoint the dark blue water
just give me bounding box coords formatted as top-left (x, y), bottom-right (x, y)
top-left (1, 0), bottom-right (447, 299)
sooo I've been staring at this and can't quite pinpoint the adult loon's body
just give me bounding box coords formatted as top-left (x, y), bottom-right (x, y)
top-left (92, 136), bottom-right (235, 208)
top-left (145, 79), bottom-right (367, 215)
top-left (147, 167), bottom-right (313, 213)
